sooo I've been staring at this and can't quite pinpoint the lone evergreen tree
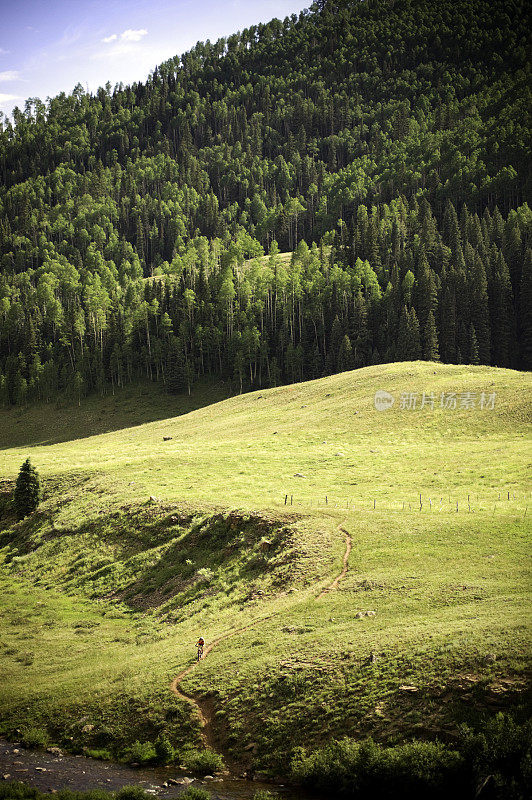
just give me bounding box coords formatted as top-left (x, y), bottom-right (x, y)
top-left (14, 458), bottom-right (42, 520)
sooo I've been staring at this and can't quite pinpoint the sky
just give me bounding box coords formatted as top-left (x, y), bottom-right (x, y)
top-left (0, 0), bottom-right (307, 118)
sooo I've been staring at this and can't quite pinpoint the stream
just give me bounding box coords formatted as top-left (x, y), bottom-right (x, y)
top-left (0, 740), bottom-right (317, 800)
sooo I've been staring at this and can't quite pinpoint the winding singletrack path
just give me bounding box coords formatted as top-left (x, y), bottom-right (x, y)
top-left (170, 616), bottom-right (277, 750)
top-left (317, 526), bottom-right (352, 598)
top-left (169, 521), bottom-right (352, 753)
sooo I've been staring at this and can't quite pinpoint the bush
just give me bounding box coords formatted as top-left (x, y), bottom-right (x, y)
top-left (85, 749), bottom-right (112, 761)
top-left (13, 458), bottom-right (41, 520)
top-left (459, 713), bottom-right (532, 799)
top-left (0, 783), bottom-right (39, 800)
top-left (291, 737), bottom-right (466, 798)
top-left (180, 790), bottom-right (212, 800)
top-left (196, 567), bottom-right (214, 584)
top-left (115, 788), bottom-right (151, 800)
top-left (253, 792), bottom-right (279, 800)
top-left (121, 741), bottom-right (157, 765)
top-left (0, 493), bottom-right (13, 518)
top-left (182, 748), bottom-right (225, 775)
top-left (20, 728), bottom-right (49, 749)
top-left (154, 733), bottom-right (174, 764)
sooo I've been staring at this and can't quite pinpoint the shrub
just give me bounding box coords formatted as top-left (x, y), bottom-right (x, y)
top-left (253, 792), bottom-right (279, 800)
top-left (121, 741), bottom-right (157, 765)
top-left (196, 567), bottom-right (214, 584)
top-left (13, 458), bottom-right (41, 520)
top-left (182, 748), bottom-right (224, 775)
top-left (290, 737), bottom-right (466, 798)
top-left (154, 733), bottom-right (174, 764)
top-left (85, 749), bottom-right (112, 761)
top-left (0, 493), bottom-right (13, 518)
top-left (20, 727), bottom-right (49, 749)
top-left (180, 790), bottom-right (212, 800)
top-left (0, 783), bottom-right (39, 800)
top-left (81, 791), bottom-right (112, 800)
top-left (115, 788), bottom-right (151, 800)
top-left (459, 712), bottom-right (532, 799)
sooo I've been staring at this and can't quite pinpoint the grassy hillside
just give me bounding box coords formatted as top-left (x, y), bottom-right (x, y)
top-left (1, 361), bottom-right (529, 509)
top-left (0, 362), bottom-right (530, 784)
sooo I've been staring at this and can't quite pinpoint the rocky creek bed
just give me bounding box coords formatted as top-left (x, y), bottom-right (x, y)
top-left (0, 741), bottom-right (315, 800)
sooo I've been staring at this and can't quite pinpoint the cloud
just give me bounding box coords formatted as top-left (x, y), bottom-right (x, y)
top-left (94, 28), bottom-right (149, 61)
top-left (0, 48), bottom-right (9, 55)
top-left (101, 29), bottom-right (147, 45)
top-left (0, 70), bottom-right (20, 82)
top-left (0, 92), bottom-right (19, 107)
top-left (121, 29), bottom-right (148, 42)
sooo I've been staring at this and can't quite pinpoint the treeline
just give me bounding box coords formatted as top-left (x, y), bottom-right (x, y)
top-left (0, 0), bottom-right (531, 404)
top-left (1, 196), bottom-right (530, 405)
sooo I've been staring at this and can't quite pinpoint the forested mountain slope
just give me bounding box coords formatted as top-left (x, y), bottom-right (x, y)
top-left (0, 0), bottom-right (531, 405)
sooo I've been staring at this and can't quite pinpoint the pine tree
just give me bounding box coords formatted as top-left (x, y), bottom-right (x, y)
top-left (166, 339), bottom-right (187, 394)
top-left (325, 315), bottom-right (343, 374)
top-left (518, 248), bottom-right (532, 370)
top-left (396, 306), bottom-right (421, 361)
top-left (409, 308), bottom-right (421, 360)
top-left (350, 290), bottom-right (370, 367)
top-left (469, 324), bottom-right (480, 365)
top-left (337, 335), bottom-right (354, 372)
top-left (310, 344), bottom-right (323, 379)
top-left (13, 458), bottom-right (42, 520)
top-left (439, 272), bottom-right (456, 363)
top-left (423, 310), bottom-right (440, 361)
top-left (490, 251), bottom-right (513, 367)
top-left (469, 253), bottom-right (491, 364)
top-left (415, 256), bottom-right (438, 356)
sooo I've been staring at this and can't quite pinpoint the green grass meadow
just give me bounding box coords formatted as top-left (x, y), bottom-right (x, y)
top-left (0, 361), bottom-right (530, 775)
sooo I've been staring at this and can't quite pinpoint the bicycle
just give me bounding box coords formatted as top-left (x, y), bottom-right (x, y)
top-left (196, 644), bottom-right (204, 661)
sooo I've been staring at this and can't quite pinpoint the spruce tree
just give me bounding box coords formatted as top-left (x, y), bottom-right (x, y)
top-left (337, 335), bottom-right (354, 372)
top-left (439, 273), bottom-right (457, 363)
top-left (423, 311), bottom-right (440, 361)
top-left (469, 324), bottom-right (480, 365)
top-left (14, 458), bottom-right (41, 520)
top-left (409, 308), bottom-right (422, 360)
top-left (396, 306), bottom-right (421, 361)
top-left (166, 339), bottom-right (187, 394)
top-left (518, 249), bottom-right (532, 370)
top-left (490, 251), bottom-right (513, 367)
top-left (325, 316), bottom-right (343, 374)
top-left (469, 253), bottom-right (491, 364)
top-left (350, 290), bottom-right (370, 367)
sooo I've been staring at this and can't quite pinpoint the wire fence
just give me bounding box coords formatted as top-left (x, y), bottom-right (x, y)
top-left (280, 491), bottom-right (530, 517)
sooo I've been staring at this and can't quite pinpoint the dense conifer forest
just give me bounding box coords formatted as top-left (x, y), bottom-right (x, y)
top-left (0, 0), bottom-right (530, 405)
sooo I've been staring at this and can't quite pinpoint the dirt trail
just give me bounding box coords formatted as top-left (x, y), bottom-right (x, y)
top-left (170, 614), bottom-right (277, 751)
top-left (316, 526), bottom-right (352, 598)
top-left (170, 625), bottom-right (253, 750)
top-left (169, 521), bottom-right (352, 755)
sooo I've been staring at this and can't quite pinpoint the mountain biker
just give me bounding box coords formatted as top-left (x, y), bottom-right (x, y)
top-left (196, 636), bottom-right (205, 660)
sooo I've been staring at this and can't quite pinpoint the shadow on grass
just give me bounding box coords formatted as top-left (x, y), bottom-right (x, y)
top-left (0, 380), bottom-right (233, 451)
top-left (1, 494), bottom-right (296, 616)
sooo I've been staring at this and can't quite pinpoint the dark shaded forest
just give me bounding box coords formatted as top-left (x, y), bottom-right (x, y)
top-left (0, 0), bottom-right (530, 405)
